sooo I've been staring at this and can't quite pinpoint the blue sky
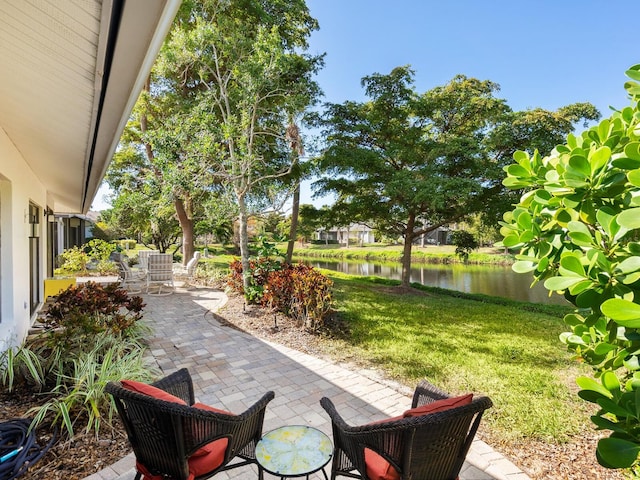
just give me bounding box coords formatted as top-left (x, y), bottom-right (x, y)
top-left (92, 1), bottom-right (637, 211)
top-left (295, 0), bottom-right (637, 206)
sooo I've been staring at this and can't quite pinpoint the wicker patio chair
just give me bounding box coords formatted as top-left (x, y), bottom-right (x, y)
top-left (106, 368), bottom-right (275, 480)
top-left (320, 380), bottom-right (492, 480)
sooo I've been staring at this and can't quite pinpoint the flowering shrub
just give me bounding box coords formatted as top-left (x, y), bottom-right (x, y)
top-left (282, 264), bottom-right (334, 331)
top-left (230, 261), bottom-right (334, 331)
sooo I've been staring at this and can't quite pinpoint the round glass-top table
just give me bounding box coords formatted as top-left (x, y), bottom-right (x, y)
top-left (255, 425), bottom-right (333, 479)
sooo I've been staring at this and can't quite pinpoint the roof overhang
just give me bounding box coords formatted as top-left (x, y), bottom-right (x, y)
top-left (0, 0), bottom-right (181, 213)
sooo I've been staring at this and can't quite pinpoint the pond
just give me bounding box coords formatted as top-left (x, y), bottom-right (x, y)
top-left (302, 259), bottom-right (568, 305)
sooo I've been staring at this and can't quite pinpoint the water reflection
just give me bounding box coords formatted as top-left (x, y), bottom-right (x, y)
top-left (305, 260), bottom-right (567, 306)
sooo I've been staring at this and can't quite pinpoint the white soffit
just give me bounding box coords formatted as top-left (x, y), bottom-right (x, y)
top-left (0, 0), bottom-right (181, 213)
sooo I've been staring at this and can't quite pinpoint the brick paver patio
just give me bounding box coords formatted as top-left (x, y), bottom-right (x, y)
top-left (85, 286), bottom-right (530, 480)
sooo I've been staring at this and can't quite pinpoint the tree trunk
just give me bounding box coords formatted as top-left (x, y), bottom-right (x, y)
top-left (175, 198), bottom-right (194, 266)
top-left (285, 181), bottom-right (300, 264)
top-left (237, 192), bottom-right (252, 298)
top-left (401, 214), bottom-right (416, 287)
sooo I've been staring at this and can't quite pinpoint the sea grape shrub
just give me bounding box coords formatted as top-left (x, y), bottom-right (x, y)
top-left (500, 65), bottom-right (640, 470)
top-left (44, 282), bottom-right (145, 347)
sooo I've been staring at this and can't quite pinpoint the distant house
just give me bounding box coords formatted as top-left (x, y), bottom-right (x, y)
top-left (0, 1), bottom-right (181, 354)
top-left (316, 223), bottom-right (451, 246)
top-left (316, 224), bottom-right (376, 245)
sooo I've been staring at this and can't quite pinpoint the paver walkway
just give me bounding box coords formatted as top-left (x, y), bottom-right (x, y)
top-left (85, 286), bottom-right (530, 480)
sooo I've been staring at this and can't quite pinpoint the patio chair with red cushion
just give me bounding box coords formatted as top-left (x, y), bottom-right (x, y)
top-left (319, 380), bottom-right (492, 480)
top-left (105, 368), bottom-right (275, 480)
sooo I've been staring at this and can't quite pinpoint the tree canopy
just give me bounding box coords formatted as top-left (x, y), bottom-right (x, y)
top-left (314, 65), bottom-right (600, 286)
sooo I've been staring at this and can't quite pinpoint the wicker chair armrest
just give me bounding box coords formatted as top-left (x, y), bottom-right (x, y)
top-left (411, 379), bottom-right (450, 408)
top-left (320, 397), bottom-right (350, 430)
top-left (151, 368), bottom-right (195, 404)
top-left (184, 391), bottom-right (275, 457)
top-left (321, 397), bottom-right (405, 473)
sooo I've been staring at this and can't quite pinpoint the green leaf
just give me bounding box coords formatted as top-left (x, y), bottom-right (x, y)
top-left (569, 280), bottom-right (592, 295)
top-left (591, 415), bottom-right (629, 434)
top-left (593, 343), bottom-right (617, 355)
top-left (589, 146), bottom-right (611, 174)
top-left (568, 231), bottom-right (593, 247)
top-left (559, 255), bottom-right (584, 277)
top-left (577, 376), bottom-right (613, 399)
top-left (512, 261), bottom-right (536, 273)
top-left (625, 142), bottom-right (640, 161)
top-left (616, 257), bottom-right (640, 274)
top-left (568, 155), bottom-right (590, 177)
top-left (576, 288), bottom-right (603, 309)
top-left (506, 164), bottom-right (530, 178)
top-left (629, 169), bottom-right (640, 187)
top-left (596, 209), bottom-right (616, 238)
top-left (544, 276), bottom-right (584, 291)
top-left (612, 156), bottom-right (640, 169)
top-left (602, 371), bottom-right (621, 392)
top-left (602, 298), bottom-right (640, 324)
top-left (597, 437), bottom-right (640, 468)
top-left (502, 234), bottom-right (522, 248)
top-left (626, 65), bottom-right (640, 82)
top-left (597, 397), bottom-right (631, 418)
top-left (579, 389), bottom-right (609, 404)
top-left (512, 150), bottom-right (530, 168)
top-left (618, 208), bottom-right (640, 229)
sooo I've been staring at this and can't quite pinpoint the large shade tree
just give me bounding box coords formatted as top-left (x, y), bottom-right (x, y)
top-left (315, 66), bottom-right (599, 287)
top-left (160, 0), bottom-right (323, 295)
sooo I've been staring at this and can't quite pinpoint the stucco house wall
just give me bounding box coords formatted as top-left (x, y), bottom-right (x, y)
top-left (0, 127), bottom-right (48, 352)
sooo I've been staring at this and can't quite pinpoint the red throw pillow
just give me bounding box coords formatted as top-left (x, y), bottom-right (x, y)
top-left (403, 394), bottom-right (473, 418)
top-left (364, 448), bottom-right (401, 480)
top-left (121, 380), bottom-right (187, 405)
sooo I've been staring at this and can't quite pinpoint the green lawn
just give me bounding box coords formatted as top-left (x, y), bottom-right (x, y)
top-left (322, 273), bottom-right (591, 443)
top-left (197, 253), bottom-right (592, 444)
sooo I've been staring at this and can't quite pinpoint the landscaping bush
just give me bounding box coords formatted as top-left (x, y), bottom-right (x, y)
top-left (55, 246), bottom-right (89, 276)
top-left (262, 263), bottom-right (334, 330)
top-left (228, 259), bottom-right (334, 330)
top-left (119, 239), bottom-right (137, 250)
top-left (0, 283), bottom-right (149, 437)
top-left (55, 239), bottom-right (119, 276)
top-left (500, 65), bottom-right (640, 470)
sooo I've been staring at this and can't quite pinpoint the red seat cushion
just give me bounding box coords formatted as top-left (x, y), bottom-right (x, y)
top-left (403, 394), bottom-right (473, 417)
top-left (121, 380), bottom-right (187, 405)
top-left (123, 384), bottom-right (232, 479)
top-left (364, 448), bottom-right (401, 480)
top-left (135, 438), bottom-right (229, 480)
